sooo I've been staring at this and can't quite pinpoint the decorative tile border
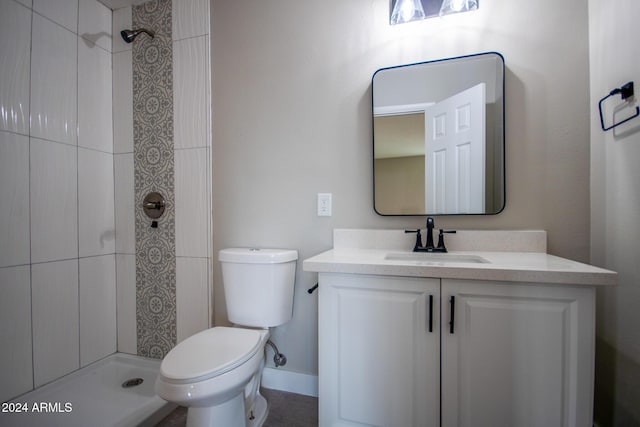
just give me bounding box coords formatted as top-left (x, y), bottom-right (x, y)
top-left (132, 0), bottom-right (176, 359)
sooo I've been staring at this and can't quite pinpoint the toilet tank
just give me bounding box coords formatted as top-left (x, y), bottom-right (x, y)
top-left (219, 248), bottom-right (298, 328)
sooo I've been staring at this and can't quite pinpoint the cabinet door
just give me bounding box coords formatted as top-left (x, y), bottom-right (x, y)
top-left (319, 273), bottom-right (440, 427)
top-left (441, 279), bottom-right (595, 427)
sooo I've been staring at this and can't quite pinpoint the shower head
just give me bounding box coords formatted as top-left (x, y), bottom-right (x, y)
top-left (120, 28), bottom-right (155, 43)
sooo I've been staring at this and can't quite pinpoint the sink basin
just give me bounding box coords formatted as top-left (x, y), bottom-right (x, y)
top-left (384, 252), bottom-right (490, 264)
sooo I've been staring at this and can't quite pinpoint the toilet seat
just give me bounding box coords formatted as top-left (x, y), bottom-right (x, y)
top-left (160, 327), bottom-right (263, 384)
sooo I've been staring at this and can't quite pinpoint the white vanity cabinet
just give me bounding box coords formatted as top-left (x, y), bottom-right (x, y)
top-left (318, 273), bottom-right (596, 427)
top-left (319, 273), bottom-right (441, 427)
top-left (441, 279), bottom-right (595, 427)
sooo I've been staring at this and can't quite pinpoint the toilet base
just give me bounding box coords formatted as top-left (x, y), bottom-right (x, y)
top-left (247, 392), bottom-right (268, 427)
top-left (187, 392), bottom-right (244, 427)
top-left (184, 390), bottom-right (269, 427)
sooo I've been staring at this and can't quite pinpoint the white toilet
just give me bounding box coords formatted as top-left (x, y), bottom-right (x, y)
top-left (155, 248), bottom-right (298, 427)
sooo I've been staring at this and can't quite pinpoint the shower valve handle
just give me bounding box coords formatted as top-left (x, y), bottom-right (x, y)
top-left (143, 201), bottom-right (164, 210)
top-left (142, 192), bottom-right (166, 219)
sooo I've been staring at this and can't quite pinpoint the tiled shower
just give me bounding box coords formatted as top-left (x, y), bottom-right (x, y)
top-left (0, 0), bottom-right (211, 403)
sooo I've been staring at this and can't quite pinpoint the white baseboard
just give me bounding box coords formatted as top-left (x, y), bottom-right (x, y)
top-left (261, 367), bottom-right (318, 397)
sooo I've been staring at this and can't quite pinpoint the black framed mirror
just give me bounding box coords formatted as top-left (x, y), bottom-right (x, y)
top-left (373, 52), bottom-right (505, 215)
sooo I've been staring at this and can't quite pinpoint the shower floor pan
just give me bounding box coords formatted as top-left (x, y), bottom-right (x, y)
top-left (1, 353), bottom-right (176, 427)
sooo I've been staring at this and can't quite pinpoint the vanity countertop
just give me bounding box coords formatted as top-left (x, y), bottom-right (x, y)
top-left (302, 229), bottom-right (617, 286)
top-left (303, 249), bottom-right (616, 286)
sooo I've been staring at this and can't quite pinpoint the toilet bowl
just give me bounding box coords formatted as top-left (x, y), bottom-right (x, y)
top-left (156, 327), bottom-right (269, 427)
top-left (155, 248), bottom-right (298, 427)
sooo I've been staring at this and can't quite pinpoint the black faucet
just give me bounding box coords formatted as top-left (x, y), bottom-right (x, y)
top-left (405, 217), bottom-right (456, 253)
top-left (425, 217), bottom-right (436, 249)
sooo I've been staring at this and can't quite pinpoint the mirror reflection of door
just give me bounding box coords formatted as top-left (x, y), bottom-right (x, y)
top-left (425, 83), bottom-right (486, 214)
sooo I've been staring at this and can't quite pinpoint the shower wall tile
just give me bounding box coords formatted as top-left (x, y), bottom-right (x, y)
top-left (30, 138), bottom-right (78, 263)
top-left (33, 0), bottom-right (78, 33)
top-left (32, 259), bottom-right (79, 387)
top-left (0, 265), bottom-right (33, 402)
top-left (176, 257), bottom-right (209, 342)
top-left (0, 0), bottom-right (31, 135)
top-left (78, 148), bottom-right (115, 257)
top-left (112, 6), bottom-right (132, 54)
top-left (0, 0), bottom-right (132, 398)
top-left (113, 50), bottom-right (133, 153)
top-left (79, 40), bottom-right (113, 153)
top-left (175, 148), bottom-right (209, 257)
top-left (133, 0), bottom-right (176, 359)
top-left (0, 132), bottom-right (30, 268)
top-left (173, 36), bottom-right (208, 150)
top-left (79, 0), bottom-right (112, 52)
top-left (31, 13), bottom-right (78, 146)
top-left (115, 153), bottom-right (135, 254)
top-left (172, 0), bottom-right (209, 40)
top-left (116, 254), bottom-right (137, 354)
top-left (80, 254), bottom-right (117, 367)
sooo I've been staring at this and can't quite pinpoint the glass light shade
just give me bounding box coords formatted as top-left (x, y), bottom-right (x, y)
top-left (439, 0), bottom-right (478, 16)
top-left (390, 0), bottom-right (427, 25)
top-left (389, 0), bottom-right (479, 24)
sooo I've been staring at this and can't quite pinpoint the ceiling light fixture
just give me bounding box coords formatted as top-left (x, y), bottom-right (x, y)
top-left (390, 0), bottom-right (426, 25)
top-left (389, 0), bottom-right (478, 25)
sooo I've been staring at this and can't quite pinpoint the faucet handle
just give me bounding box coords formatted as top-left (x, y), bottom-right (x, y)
top-left (436, 229), bottom-right (457, 252)
top-left (405, 229), bottom-right (423, 252)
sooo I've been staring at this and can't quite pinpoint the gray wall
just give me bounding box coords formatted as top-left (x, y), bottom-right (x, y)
top-left (589, 0), bottom-right (640, 425)
top-left (211, 0), bottom-right (591, 377)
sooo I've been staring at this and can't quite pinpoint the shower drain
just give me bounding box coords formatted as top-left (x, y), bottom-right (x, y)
top-left (122, 378), bottom-right (144, 388)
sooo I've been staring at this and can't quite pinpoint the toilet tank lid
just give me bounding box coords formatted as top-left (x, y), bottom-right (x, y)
top-left (219, 248), bottom-right (298, 264)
